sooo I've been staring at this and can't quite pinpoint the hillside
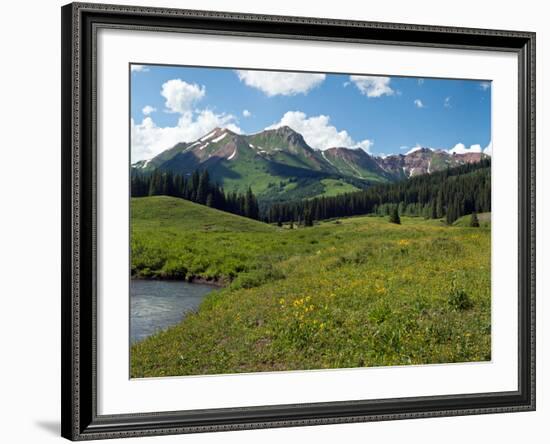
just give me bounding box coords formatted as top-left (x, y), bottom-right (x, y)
top-left (322, 147), bottom-right (393, 182)
top-left (131, 196), bottom-right (272, 233)
top-left (266, 160), bottom-right (491, 225)
top-left (131, 196), bottom-right (277, 281)
top-left (132, 126), bottom-right (489, 204)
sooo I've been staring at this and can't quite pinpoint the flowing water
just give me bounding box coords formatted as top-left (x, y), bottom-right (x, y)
top-left (130, 279), bottom-right (217, 344)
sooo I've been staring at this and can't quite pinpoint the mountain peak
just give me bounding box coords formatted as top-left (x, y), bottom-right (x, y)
top-left (265, 125), bottom-right (305, 140)
top-left (405, 146), bottom-right (433, 155)
top-left (273, 125), bottom-right (298, 134)
top-left (134, 126), bottom-right (490, 191)
top-left (255, 126), bottom-right (311, 151)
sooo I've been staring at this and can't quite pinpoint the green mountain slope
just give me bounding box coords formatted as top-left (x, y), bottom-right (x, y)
top-left (246, 126), bottom-right (336, 173)
top-left (322, 147), bottom-right (392, 182)
top-left (133, 127), bottom-right (372, 202)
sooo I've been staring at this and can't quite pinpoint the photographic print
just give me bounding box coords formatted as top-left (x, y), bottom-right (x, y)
top-left (129, 64), bottom-right (492, 378)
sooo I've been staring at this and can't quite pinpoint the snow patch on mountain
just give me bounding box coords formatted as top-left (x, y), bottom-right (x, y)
top-left (212, 132), bottom-right (228, 143)
top-left (200, 130), bottom-right (217, 142)
top-left (135, 159), bottom-right (151, 169)
top-left (321, 151), bottom-right (334, 165)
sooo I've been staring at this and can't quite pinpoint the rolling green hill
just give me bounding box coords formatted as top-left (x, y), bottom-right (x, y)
top-left (132, 196), bottom-right (272, 233)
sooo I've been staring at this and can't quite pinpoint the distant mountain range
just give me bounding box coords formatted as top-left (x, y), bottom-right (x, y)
top-left (132, 126), bottom-right (489, 203)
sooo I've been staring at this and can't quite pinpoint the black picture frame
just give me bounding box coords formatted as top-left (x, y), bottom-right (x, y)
top-left (61, 2), bottom-right (536, 440)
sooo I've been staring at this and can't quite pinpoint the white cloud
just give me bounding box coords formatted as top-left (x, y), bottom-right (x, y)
top-left (444, 96), bottom-right (452, 108)
top-left (406, 145), bottom-right (433, 155)
top-left (161, 79), bottom-right (206, 114)
top-left (242, 109), bottom-right (252, 118)
top-left (399, 145), bottom-right (409, 151)
top-left (131, 64), bottom-right (149, 73)
top-left (401, 141), bottom-right (491, 157)
top-left (349, 75), bottom-right (394, 98)
top-left (266, 111), bottom-right (373, 152)
top-left (448, 143), bottom-right (483, 155)
top-left (236, 70), bottom-right (325, 96)
top-left (414, 99), bottom-right (424, 108)
top-left (131, 78), bottom-right (244, 162)
top-left (479, 81), bottom-right (491, 91)
top-left (131, 110), bottom-right (241, 162)
top-left (142, 105), bottom-right (156, 116)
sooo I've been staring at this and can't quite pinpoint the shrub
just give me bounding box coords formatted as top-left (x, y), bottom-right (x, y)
top-left (448, 286), bottom-right (473, 311)
top-left (229, 264), bottom-right (285, 290)
top-left (160, 258), bottom-right (188, 279)
top-left (336, 249), bottom-right (370, 266)
top-left (389, 206), bottom-right (401, 224)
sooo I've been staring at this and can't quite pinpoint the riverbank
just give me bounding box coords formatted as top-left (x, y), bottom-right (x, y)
top-left (131, 274), bottom-right (227, 288)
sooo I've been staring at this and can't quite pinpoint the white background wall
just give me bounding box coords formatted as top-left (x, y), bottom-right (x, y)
top-left (0, 0), bottom-right (546, 443)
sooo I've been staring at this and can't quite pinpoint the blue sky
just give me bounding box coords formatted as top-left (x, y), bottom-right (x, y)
top-left (130, 64), bottom-right (491, 162)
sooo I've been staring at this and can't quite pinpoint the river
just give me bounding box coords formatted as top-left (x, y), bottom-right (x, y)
top-left (130, 279), bottom-right (217, 344)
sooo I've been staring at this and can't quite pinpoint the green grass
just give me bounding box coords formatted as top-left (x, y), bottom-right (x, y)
top-left (131, 196), bottom-right (491, 377)
top-left (453, 212), bottom-right (491, 228)
top-left (319, 178), bottom-right (361, 197)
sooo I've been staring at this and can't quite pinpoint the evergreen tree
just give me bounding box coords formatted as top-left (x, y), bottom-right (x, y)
top-left (446, 201), bottom-right (456, 225)
top-left (196, 170), bottom-right (210, 204)
top-left (436, 189), bottom-right (444, 219)
top-left (190, 170), bottom-right (200, 201)
top-left (389, 205), bottom-right (401, 224)
top-left (206, 193), bottom-right (214, 208)
top-left (130, 167), bottom-right (260, 221)
top-left (304, 209), bottom-right (313, 227)
top-left (244, 187), bottom-right (259, 219)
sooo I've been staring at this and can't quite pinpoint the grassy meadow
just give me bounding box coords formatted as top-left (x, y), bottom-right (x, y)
top-left (453, 212), bottom-right (491, 228)
top-left (130, 196), bottom-right (491, 377)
